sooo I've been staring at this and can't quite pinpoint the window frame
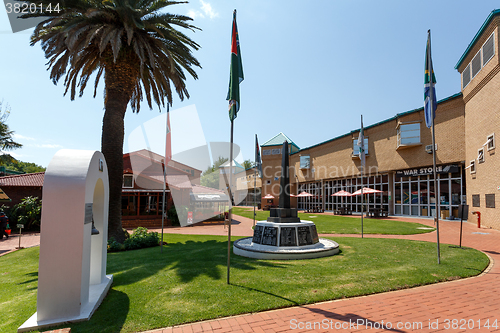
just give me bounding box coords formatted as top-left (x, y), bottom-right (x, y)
top-left (397, 122), bottom-right (421, 148)
top-left (482, 32), bottom-right (495, 66)
top-left (487, 133), bottom-right (495, 151)
top-left (352, 137), bottom-right (369, 157)
top-left (123, 174), bottom-right (134, 188)
top-left (478, 147), bottom-right (485, 163)
top-left (462, 63), bottom-right (471, 88)
top-left (469, 160), bottom-right (476, 174)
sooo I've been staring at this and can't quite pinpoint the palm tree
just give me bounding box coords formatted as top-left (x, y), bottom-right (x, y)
top-left (26, 0), bottom-right (201, 242)
top-left (0, 100), bottom-right (22, 165)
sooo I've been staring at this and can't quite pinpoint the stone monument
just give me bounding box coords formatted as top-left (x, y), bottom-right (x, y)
top-left (19, 150), bottom-right (113, 332)
top-left (233, 142), bottom-right (339, 259)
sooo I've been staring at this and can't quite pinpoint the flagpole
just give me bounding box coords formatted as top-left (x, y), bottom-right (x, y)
top-left (428, 30), bottom-right (440, 264)
top-left (360, 115), bottom-right (364, 238)
top-left (161, 159), bottom-right (166, 253)
top-left (253, 166), bottom-right (256, 227)
top-left (227, 120), bottom-right (234, 284)
top-left (161, 104), bottom-right (171, 253)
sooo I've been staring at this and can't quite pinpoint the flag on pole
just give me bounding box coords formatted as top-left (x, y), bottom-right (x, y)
top-left (424, 30), bottom-right (437, 128)
top-left (255, 134), bottom-right (263, 178)
top-left (227, 10), bottom-right (244, 121)
top-left (357, 115), bottom-right (365, 168)
top-left (165, 105), bottom-right (172, 165)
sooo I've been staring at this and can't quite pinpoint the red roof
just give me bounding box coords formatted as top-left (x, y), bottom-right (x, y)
top-left (0, 172), bottom-right (45, 187)
top-left (191, 184), bottom-right (226, 194)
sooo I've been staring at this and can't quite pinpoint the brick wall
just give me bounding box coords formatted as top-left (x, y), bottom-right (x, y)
top-left (457, 17), bottom-right (500, 230)
top-left (0, 186), bottom-right (42, 209)
top-left (122, 218), bottom-right (172, 229)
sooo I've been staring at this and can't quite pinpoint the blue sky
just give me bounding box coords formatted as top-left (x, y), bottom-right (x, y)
top-left (0, 1), bottom-right (499, 169)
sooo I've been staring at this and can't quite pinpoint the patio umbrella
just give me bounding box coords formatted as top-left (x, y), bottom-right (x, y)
top-left (331, 190), bottom-right (353, 197)
top-left (263, 194), bottom-right (275, 199)
top-left (296, 191), bottom-right (313, 197)
top-left (352, 187), bottom-right (383, 195)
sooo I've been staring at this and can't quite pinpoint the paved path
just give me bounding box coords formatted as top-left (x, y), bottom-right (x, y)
top-left (143, 214), bottom-right (500, 333)
top-left (0, 232), bottom-right (40, 257)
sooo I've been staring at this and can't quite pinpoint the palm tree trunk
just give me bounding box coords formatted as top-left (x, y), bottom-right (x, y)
top-left (102, 61), bottom-right (137, 243)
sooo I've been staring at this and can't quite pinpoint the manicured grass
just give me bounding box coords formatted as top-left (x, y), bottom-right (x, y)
top-left (232, 207), bottom-right (435, 235)
top-left (0, 234), bottom-right (489, 333)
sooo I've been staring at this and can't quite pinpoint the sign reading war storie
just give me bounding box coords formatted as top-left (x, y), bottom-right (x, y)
top-left (3, 0), bottom-right (61, 33)
top-left (395, 164), bottom-right (460, 179)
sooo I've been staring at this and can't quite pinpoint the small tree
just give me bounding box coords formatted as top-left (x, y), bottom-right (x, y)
top-left (0, 100), bottom-right (22, 165)
top-left (200, 156), bottom-right (228, 189)
top-left (242, 159), bottom-right (253, 170)
top-left (12, 196), bottom-right (42, 230)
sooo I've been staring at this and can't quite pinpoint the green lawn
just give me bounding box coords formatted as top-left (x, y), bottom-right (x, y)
top-left (232, 207), bottom-right (436, 235)
top-left (0, 234), bottom-right (489, 333)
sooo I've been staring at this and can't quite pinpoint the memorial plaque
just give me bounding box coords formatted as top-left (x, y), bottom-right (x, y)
top-left (84, 203), bottom-right (93, 224)
top-left (297, 226), bottom-right (313, 246)
top-left (252, 225), bottom-right (264, 244)
top-left (279, 227), bottom-right (297, 246)
top-left (310, 225), bottom-right (319, 244)
top-left (262, 226), bottom-right (278, 246)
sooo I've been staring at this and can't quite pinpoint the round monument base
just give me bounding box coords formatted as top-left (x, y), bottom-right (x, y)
top-left (233, 237), bottom-right (340, 260)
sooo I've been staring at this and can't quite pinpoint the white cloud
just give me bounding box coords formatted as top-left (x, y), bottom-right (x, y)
top-left (187, 1), bottom-right (218, 20)
top-left (1, 151), bottom-right (22, 158)
top-left (187, 9), bottom-right (204, 19)
top-left (32, 144), bottom-right (63, 149)
top-left (13, 134), bottom-right (36, 141)
top-left (200, 0), bottom-right (218, 19)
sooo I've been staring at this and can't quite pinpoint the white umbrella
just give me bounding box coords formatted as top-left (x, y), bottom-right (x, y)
top-left (352, 187), bottom-right (383, 195)
top-left (296, 191), bottom-right (313, 197)
top-left (331, 190), bottom-right (353, 197)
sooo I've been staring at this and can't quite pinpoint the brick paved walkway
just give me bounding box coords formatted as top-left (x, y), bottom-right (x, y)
top-left (142, 214), bottom-right (500, 333)
top-left (0, 232), bottom-right (40, 257)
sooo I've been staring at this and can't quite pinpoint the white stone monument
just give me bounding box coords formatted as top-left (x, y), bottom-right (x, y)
top-left (19, 150), bottom-right (113, 332)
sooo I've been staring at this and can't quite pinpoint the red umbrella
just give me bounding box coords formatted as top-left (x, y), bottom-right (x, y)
top-left (331, 190), bottom-right (353, 197)
top-left (296, 191), bottom-right (313, 197)
top-left (352, 187), bottom-right (383, 195)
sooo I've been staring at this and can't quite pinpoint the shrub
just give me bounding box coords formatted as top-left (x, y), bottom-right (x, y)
top-left (107, 227), bottom-right (159, 252)
top-left (107, 237), bottom-right (125, 252)
top-left (11, 196), bottom-right (42, 230)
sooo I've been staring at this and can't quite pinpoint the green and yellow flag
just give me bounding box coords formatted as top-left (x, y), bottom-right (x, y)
top-left (227, 10), bottom-right (244, 121)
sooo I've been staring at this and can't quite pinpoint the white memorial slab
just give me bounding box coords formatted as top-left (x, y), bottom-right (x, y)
top-left (19, 150), bottom-right (113, 332)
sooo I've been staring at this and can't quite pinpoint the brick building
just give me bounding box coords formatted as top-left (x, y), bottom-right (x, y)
top-left (455, 9), bottom-right (500, 230)
top-left (0, 172), bottom-right (44, 208)
top-left (0, 150), bottom-right (227, 228)
top-left (259, 9), bottom-right (500, 230)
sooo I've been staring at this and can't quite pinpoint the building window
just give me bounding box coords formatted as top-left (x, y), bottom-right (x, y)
top-left (462, 31), bottom-right (495, 89)
top-left (469, 160), bottom-right (476, 174)
top-left (300, 155), bottom-right (310, 169)
top-left (483, 32), bottom-right (495, 66)
top-left (397, 122), bottom-right (421, 147)
top-left (478, 148), bottom-right (485, 163)
top-left (472, 194), bottom-right (480, 207)
top-left (471, 51), bottom-right (481, 78)
top-left (485, 194), bottom-right (495, 208)
top-left (123, 174), bottom-right (134, 188)
top-left (486, 133), bottom-right (495, 151)
top-left (352, 138), bottom-right (368, 156)
top-left (462, 64), bottom-right (471, 88)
